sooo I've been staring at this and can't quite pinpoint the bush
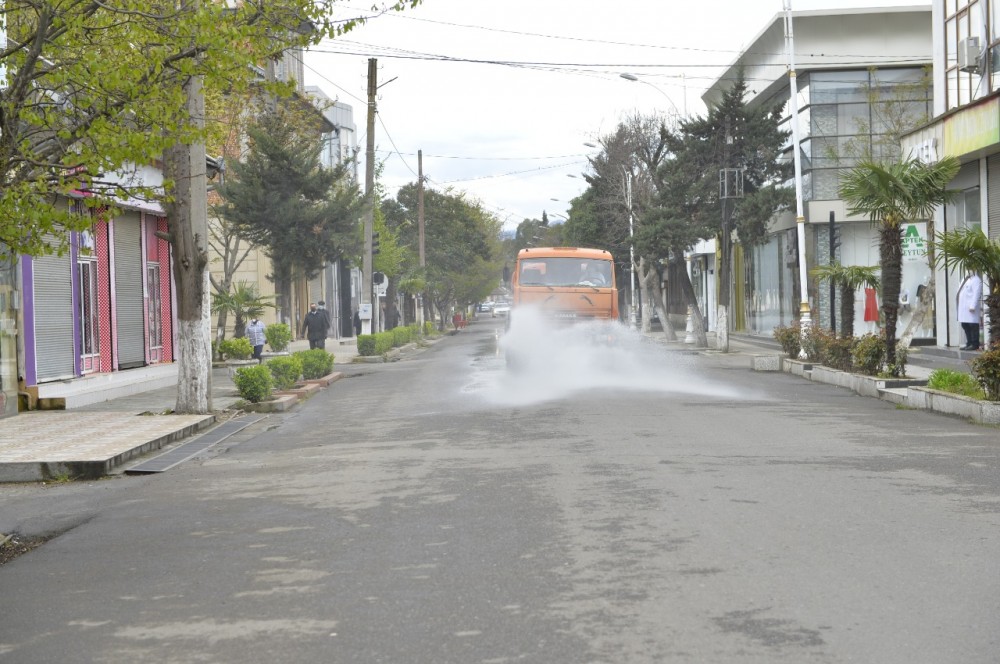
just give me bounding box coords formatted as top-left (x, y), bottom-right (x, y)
top-left (357, 334), bottom-right (377, 356)
top-left (424, 321), bottom-right (437, 337)
top-left (374, 331), bottom-right (394, 354)
top-left (218, 336), bottom-right (253, 360)
top-left (823, 336), bottom-right (855, 372)
top-left (851, 332), bottom-right (907, 377)
top-left (969, 344), bottom-right (1000, 401)
top-left (772, 323), bottom-right (801, 359)
top-left (391, 326), bottom-right (411, 347)
top-left (265, 323), bottom-right (292, 352)
top-left (927, 368), bottom-right (986, 400)
top-left (233, 365), bottom-right (273, 403)
top-left (267, 355), bottom-right (302, 391)
top-left (294, 349), bottom-right (334, 379)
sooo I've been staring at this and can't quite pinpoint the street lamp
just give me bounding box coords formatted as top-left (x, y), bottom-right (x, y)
top-left (619, 72), bottom-right (683, 118)
top-left (622, 166), bottom-right (637, 329)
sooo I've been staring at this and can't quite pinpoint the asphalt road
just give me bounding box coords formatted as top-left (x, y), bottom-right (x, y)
top-left (1, 319), bottom-right (999, 663)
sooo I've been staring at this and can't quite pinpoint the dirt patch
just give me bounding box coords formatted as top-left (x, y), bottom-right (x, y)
top-left (0, 533), bottom-right (47, 566)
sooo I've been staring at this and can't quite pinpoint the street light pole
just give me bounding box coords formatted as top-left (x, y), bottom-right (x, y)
top-left (620, 72), bottom-right (682, 119)
top-left (622, 167), bottom-right (637, 329)
top-left (784, 1), bottom-right (812, 357)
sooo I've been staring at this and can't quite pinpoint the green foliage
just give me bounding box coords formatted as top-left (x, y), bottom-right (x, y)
top-left (1, 1), bottom-right (423, 256)
top-left (266, 356), bottom-right (302, 391)
top-left (375, 331), bottom-right (394, 354)
top-left (391, 326), bottom-right (411, 347)
top-left (969, 345), bottom-right (1000, 401)
top-left (218, 337), bottom-right (253, 360)
top-left (927, 369), bottom-right (986, 400)
top-left (211, 281), bottom-right (275, 339)
top-left (357, 335), bottom-right (378, 356)
top-left (823, 336), bottom-right (856, 373)
top-left (851, 332), bottom-right (907, 377)
top-left (233, 365), bottom-right (273, 403)
top-left (772, 323), bottom-right (801, 359)
top-left (265, 323), bottom-right (292, 352)
top-left (294, 349), bottom-right (335, 379)
top-left (424, 321), bottom-right (437, 337)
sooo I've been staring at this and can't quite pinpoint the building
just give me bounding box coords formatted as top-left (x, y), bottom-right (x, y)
top-left (900, 0), bottom-right (996, 348)
top-left (700, 6), bottom-right (933, 339)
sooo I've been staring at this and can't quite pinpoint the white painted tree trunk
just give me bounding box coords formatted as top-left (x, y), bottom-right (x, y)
top-left (176, 272), bottom-right (211, 414)
top-left (716, 305), bottom-right (729, 352)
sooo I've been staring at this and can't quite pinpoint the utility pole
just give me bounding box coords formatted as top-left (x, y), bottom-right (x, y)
top-left (418, 149), bottom-right (429, 326)
top-left (362, 58), bottom-right (376, 335)
top-left (785, 0), bottom-right (812, 357)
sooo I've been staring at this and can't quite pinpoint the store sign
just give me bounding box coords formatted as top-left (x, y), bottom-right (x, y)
top-left (902, 223), bottom-right (926, 262)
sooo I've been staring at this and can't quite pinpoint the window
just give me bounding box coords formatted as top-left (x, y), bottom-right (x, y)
top-left (147, 262), bottom-right (162, 353)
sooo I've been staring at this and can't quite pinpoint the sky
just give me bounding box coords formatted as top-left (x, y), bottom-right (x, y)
top-left (303, 0), bottom-right (926, 232)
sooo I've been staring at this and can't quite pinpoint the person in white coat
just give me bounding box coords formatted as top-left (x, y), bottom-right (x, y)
top-left (957, 272), bottom-right (983, 350)
top-left (246, 317), bottom-right (267, 362)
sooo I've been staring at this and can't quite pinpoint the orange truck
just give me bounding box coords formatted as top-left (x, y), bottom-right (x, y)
top-left (510, 246), bottom-right (619, 325)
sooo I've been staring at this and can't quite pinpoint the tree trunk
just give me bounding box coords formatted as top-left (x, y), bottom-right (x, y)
top-left (839, 284), bottom-right (856, 339)
top-left (717, 200), bottom-right (733, 352)
top-left (164, 75), bottom-right (211, 414)
top-left (644, 262), bottom-right (677, 341)
top-left (384, 279), bottom-right (399, 330)
top-left (880, 222), bottom-right (904, 372)
top-left (674, 257), bottom-right (708, 348)
top-left (637, 257), bottom-right (652, 333)
top-left (986, 283), bottom-right (1000, 346)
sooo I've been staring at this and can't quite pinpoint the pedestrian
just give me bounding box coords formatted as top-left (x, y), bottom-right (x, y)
top-left (246, 316), bottom-right (266, 363)
top-left (317, 300), bottom-right (331, 330)
top-left (353, 310), bottom-right (362, 336)
top-left (301, 303), bottom-right (330, 350)
top-left (957, 272), bottom-right (983, 350)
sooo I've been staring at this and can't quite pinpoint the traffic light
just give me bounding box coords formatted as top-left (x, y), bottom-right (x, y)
top-left (372, 232), bottom-right (380, 255)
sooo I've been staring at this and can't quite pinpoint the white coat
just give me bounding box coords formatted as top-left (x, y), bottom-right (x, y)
top-left (957, 274), bottom-right (983, 324)
top-left (246, 319), bottom-right (266, 347)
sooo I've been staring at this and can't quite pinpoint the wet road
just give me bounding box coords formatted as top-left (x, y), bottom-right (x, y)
top-left (2, 318), bottom-right (1000, 663)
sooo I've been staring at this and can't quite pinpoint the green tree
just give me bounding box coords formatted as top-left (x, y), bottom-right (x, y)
top-left (666, 71), bottom-right (792, 347)
top-left (934, 227), bottom-right (1000, 346)
top-left (839, 157), bottom-right (960, 373)
top-left (211, 281), bottom-right (276, 341)
top-left (809, 263), bottom-right (881, 338)
top-left (0, 0), bottom-right (420, 413)
top-left (216, 107), bottom-right (363, 325)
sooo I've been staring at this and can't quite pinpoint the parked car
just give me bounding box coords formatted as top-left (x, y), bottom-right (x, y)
top-left (478, 302), bottom-right (494, 313)
top-left (492, 303), bottom-right (510, 317)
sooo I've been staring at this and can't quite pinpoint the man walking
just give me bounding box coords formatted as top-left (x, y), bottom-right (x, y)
top-left (301, 303), bottom-right (330, 350)
top-left (957, 272), bottom-right (983, 351)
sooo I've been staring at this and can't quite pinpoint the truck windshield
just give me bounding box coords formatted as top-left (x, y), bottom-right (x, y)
top-left (519, 258), bottom-right (613, 287)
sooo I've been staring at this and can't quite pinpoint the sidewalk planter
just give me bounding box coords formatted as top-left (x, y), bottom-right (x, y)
top-left (809, 365), bottom-right (928, 398)
top-left (751, 354), bottom-right (782, 371)
top-left (225, 358), bottom-right (258, 379)
top-left (274, 382), bottom-right (321, 399)
top-left (782, 358), bottom-right (813, 377)
top-left (304, 372), bottom-right (343, 388)
top-left (907, 388), bottom-right (1000, 424)
top-left (241, 394), bottom-right (297, 413)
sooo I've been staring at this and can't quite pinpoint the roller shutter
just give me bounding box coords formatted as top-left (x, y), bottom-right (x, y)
top-left (113, 214), bottom-right (146, 369)
top-left (989, 154), bottom-right (1000, 239)
top-left (33, 251), bottom-right (76, 381)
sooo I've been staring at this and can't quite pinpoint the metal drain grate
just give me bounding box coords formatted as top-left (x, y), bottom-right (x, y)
top-left (125, 414), bottom-right (267, 474)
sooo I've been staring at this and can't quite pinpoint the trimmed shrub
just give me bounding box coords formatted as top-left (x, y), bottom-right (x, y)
top-left (265, 323), bottom-right (292, 352)
top-left (233, 364), bottom-right (273, 403)
top-left (374, 331), bottom-right (394, 354)
top-left (424, 321), bottom-right (436, 337)
top-left (928, 368), bottom-right (986, 400)
top-left (772, 323), bottom-right (801, 359)
top-left (357, 334), bottom-right (377, 356)
top-left (267, 355), bottom-right (302, 391)
top-left (851, 332), bottom-right (907, 377)
top-left (391, 326), bottom-right (410, 347)
top-left (294, 349), bottom-right (335, 379)
top-left (969, 344), bottom-right (1000, 401)
top-left (218, 337), bottom-right (253, 360)
top-left (823, 336), bottom-right (855, 372)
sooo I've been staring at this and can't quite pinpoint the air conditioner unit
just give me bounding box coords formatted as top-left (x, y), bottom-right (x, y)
top-left (959, 36), bottom-right (982, 74)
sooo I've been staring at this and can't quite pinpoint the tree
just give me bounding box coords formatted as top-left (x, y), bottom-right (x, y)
top-left (809, 263), bottom-right (880, 338)
top-left (216, 107), bottom-right (363, 327)
top-left (839, 157), bottom-right (960, 374)
top-left (391, 184), bottom-right (502, 330)
top-left (668, 71), bottom-right (792, 349)
top-left (0, 1), bottom-right (421, 413)
top-left (934, 227), bottom-right (1000, 346)
top-left (211, 281), bottom-right (276, 342)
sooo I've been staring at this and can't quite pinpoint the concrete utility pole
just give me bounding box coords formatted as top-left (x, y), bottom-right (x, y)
top-left (785, 0), bottom-right (813, 357)
top-left (362, 58), bottom-right (376, 335)
top-left (418, 149), bottom-right (428, 326)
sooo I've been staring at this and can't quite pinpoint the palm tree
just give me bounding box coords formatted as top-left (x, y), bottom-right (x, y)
top-left (211, 281), bottom-right (276, 340)
top-left (933, 227), bottom-right (1000, 346)
top-left (810, 262), bottom-right (880, 338)
top-left (839, 157), bottom-right (960, 374)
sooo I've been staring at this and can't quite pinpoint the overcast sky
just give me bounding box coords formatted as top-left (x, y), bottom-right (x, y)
top-left (304, 0), bottom-right (927, 232)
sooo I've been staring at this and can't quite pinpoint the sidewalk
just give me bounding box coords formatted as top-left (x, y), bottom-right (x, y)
top-left (0, 337), bottom-right (360, 483)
